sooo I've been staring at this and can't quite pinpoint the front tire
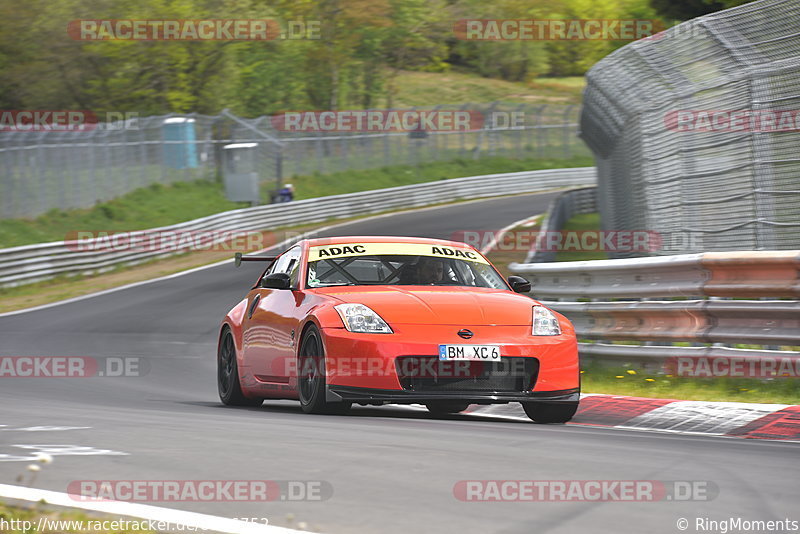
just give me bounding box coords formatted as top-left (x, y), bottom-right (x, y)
top-left (521, 401), bottom-right (578, 423)
top-left (298, 326), bottom-right (351, 415)
top-left (218, 328), bottom-right (262, 407)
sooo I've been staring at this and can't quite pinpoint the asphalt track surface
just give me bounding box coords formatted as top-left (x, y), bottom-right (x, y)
top-left (0, 192), bottom-right (797, 534)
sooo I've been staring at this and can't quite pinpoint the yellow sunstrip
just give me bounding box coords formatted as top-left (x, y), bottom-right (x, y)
top-left (307, 242), bottom-right (489, 264)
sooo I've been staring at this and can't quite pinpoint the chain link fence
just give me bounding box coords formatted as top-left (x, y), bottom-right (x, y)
top-left (0, 114), bottom-right (223, 219)
top-left (0, 103), bottom-right (588, 219)
top-left (579, 0), bottom-right (800, 257)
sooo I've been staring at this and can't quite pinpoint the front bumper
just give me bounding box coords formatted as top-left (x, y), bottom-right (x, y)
top-left (320, 323), bottom-right (580, 395)
top-left (327, 385), bottom-right (580, 405)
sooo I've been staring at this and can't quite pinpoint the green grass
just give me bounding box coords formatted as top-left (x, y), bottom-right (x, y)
top-left (389, 70), bottom-right (586, 108)
top-left (0, 180), bottom-right (247, 249)
top-left (0, 500), bottom-right (157, 534)
top-left (555, 212), bottom-right (608, 262)
top-left (288, 155), bottom-right (594, 201)
top-left (582, 364), bottom-right (800, 404)
top-left (0, 155), bottom-right (594, 248)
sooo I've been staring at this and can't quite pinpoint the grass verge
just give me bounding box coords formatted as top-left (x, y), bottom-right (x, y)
top-left (0, 155), bottom-right (593, 249)
top-left (0, 500), bottom-right (157, 534)
top-left (581, 364), bottom-right (800, 404)
top-left (554, 212), bottom-right (607, 262)
top-left (285, 156), bottom-right (593, 202)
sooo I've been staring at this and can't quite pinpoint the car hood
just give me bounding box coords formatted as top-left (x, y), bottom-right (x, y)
top-left (316, 286), bottom-right (536, 326)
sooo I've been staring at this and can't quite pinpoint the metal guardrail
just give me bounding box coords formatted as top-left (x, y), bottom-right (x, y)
top-left (549, 300), bottom-right (800, 346)
top-left (510, 250), bottom-right (800, 365)
top-left (0, 167), bottom-right (596, 287)
top-left (527, 187), bottom-right (597, 263)
top-left (510, 251), bottom-right (800, 299)
top-left (577, 343), bottom-right (800, 373)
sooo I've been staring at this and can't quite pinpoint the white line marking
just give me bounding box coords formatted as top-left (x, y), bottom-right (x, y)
top-left (0, 426), bottom-right (91, 432)
top-left (0, 445), bottom-right (128, 462)
top-left (0, 484), bottom-right (311, 534)
top-left (480, 214), bottom-right (543, 254)
top-left (0, 193), bottom-right (544, 318)
top-left (468, 412), bottom-right (530, 423)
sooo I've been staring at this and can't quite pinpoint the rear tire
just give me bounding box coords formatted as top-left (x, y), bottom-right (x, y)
top-left (521, 401), bottom-right (578, 423)
top-left (425, 401), bottom-right (470, 415)
top-left (298, 326), bottom-right (351, 415)
top-left (218, 328), bottom-right (262, 407)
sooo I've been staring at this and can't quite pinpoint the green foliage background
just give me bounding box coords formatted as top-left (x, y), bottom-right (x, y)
top-left (0, 0), bottom-right (752, 117)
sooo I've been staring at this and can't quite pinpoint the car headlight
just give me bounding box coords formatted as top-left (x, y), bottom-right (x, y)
top-left (334, 303), bottom-right (393, 334)
top-left (532, 306), bottom-right (561, 336)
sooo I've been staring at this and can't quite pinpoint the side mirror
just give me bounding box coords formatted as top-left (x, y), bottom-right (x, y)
top-left (261, 272), bottom-right (291, 290)
top-left (508, 275), bottom-right (531, 293)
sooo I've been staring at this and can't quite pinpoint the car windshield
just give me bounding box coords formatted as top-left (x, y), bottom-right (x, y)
top-left (306, 243), bottom-right (508, 289)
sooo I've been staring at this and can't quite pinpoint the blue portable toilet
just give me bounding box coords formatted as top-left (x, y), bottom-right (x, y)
top-left (162, 117), bottom-right (199, 169)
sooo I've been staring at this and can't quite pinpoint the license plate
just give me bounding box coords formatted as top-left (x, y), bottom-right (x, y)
top-left (438, 344), bottom-right (501, 361)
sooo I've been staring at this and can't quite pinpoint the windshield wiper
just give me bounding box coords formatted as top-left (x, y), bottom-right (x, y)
top-left (311, 282), bottom-right (356, 287)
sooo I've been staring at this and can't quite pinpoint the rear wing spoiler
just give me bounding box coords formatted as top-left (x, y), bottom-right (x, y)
top-left (234, 252), bottom-right (278, 267)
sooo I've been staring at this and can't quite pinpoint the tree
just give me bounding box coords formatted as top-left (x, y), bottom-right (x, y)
top-left (648, 0), bottom-right (752, 21)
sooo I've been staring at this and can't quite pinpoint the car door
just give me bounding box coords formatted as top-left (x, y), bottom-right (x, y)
top-left (243, 246), bottom-right (304, 396)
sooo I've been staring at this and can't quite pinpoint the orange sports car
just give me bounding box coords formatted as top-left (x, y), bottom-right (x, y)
top-left (217, 236), bottom-right (580, 423)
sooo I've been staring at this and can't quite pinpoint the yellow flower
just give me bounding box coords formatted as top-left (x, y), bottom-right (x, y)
top-left (615, 375), bottom-right (624, 379)
top-left (645, 378), bottom-right (655, 382)
top-left (626, 370), bottom-right (637, 375)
